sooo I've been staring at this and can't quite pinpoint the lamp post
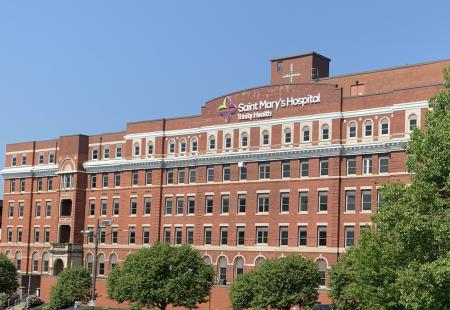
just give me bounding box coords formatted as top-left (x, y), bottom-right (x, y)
top-left (81, 218), bottom-right (113, 309)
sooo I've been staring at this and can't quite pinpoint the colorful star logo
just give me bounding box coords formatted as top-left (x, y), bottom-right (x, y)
top-left (217, 96), bottom-right (237, 123)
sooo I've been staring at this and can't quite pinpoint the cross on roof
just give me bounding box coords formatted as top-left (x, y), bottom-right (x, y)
top-left (282, 64), bottom-right (302, 83)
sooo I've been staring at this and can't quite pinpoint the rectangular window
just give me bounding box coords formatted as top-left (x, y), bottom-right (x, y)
top-left (132, 171), bottom-right (139, 186)
top-left (111, 228), bottom-right (118, 244)
top-left (259, 162), bottom-right (270, 179)
top-left (87, 227), bottom-right (94, 243)
top-left (361, 190), bottom-right (372, 212)
top-left (320, 158), bottom-right (329, 176)
top-left (300, 160), bottom-right (309, 177)
top-left (18, 202), bottom-right (24, 218)
top-left (99, 230), bottom-right (106, 244)
top-left (175, 227), bottom-right (182, 245)
top-left (377, 189), bottom-right (383, 206)
top-left (178, 169), bottom-right (185, 184)
top-left (205, 195), bottom-right (213, 214)
top-left (220, 227), bottom-right (228, 245)
top-left (91, 175), bottom-right (97, 188)
top-left (17, 228), bottom-right (23, 243)
top-left (299, 192), bottom-right (308, 212)
top-left (35, 202), bottom-right (41, 218)
top-left (7, 228), bottom-right (13, 242)
top-left (144, 197), bottom-right (151, 215)
top-left (44, 228), bottom-right (50, 243)
top-left (223, 165), bottom-right (231, 181)
top-left (345, 226), bottom-right (355, 247)
top-left (116, 145), bottom-right (122, 158)
top-left (89, 200), bottom-right (95, 216)
top-left (237, 226), bottom-right (245, 245)
top-left (141, 227), bottom-right (150, 244)
top-left (20, 179), bottom-right (26, 192)
top-left (186, 227), bottom-right (194, 244)
top-left (282, 160), bottom-right (291, 178)
top-left (239, 165), bottom-right (247, 180)
top-left (221, 195), bottom-right (230, 214)
top-left (203, 227), bottom-right (212, 245)
top-left (49, 152), bottom-right (55, 164)
top-left (256, 226), bottom-right (268, 245)
top-left (38, 153), bottom-right (44, 164)
top-left (257, 194), bottom-right (269, 213)
top-left (165, 197), bottom-right (173, 215)
top-left (130, 198), bottom-right (137, 215)
top-left (8, 202), bottom-right (14, 218)
top-left (237, 194), bottom-right (246, 213)
top-left (167, 169), bottom-right (174, 184)
top-left (146, 170), bottom-right (152, 185)
top-left (279, 226), bottom-right (289, 246)
top-left (280, 192), bottom-right (289, 213)
top-left (92, 148), bottom-right (98, 160)
top-left (113, 198), bottom-right (120, 216)
top-left (318, 191), bottom-right (328, 212)
top-left (34, 228), bottom-right (40, 243)
top-left (298, 226), bottom-right (307, 246)
top-left (207, 166), bottom-right (215, 182)
top-left (346, 190), bottom-right (356, 212)
top-left (37, 178), bottom-right (43, 191)
top-left (363, 156), bottom-right (373, 175)
top-left (176, 197), bottom-right (184, 215)
top-left (114, 173), bottom-right (121, 187)
top-left (104, 146), bottom-right (110, 159)
top-left (317, 226), bottom-right (327, 246)
top-left (187, 196), bottom-right (195, 214)
top-left (22, 154), bottom-right (27, 165)
top-left (100, 199), bottom-right (107, 216)
top-left (163, 227), bottom-right (171, 243)
top-left (10, 180), bottom-right (16, 192)
top-left (379, 155), bottom-right (389, 174)
top-left (47, 177), bottom-right (53, 191)
top-left (347, 157), bottom-right (357, 175)
top-left (11, 155), bottom-right (17, 166)
top-left (189, 168), bottom-right (197, 183)
top-left (128, 227), bottom-right (136, 244)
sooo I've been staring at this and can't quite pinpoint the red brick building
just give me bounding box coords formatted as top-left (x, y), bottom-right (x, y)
top-left (1, 52), bottom-right (449, 309)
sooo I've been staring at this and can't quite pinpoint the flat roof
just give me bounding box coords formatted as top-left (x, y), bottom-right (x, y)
top-left (271, 51), bottom-right (331, 62)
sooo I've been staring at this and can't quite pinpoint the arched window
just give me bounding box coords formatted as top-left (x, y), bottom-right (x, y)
top-left (321, 124), bottom-right (329, 140)
top-left (408, 114), bottom-right (418, 131)
top-left (109, 253), bottom-right (118, 271)
top-left (217, 256), bottom-right (228, 285)
top-left (147, 141), bottom-right (154, 156)
top-left (364, 120), bottom-right (373, 137)
top-left (380, 118), bottom-right (389, 135)
top-left (209, 135), bottom-right (216, 150)
top-left (32, 251), bottom-right (39, 272)
top-left (317, 259), bottom-right (327, 287)
top-left (234, 256), bottom-right (244, 278)
top-left (179, 139), bottom-right (187, 153)
top-left (15, 251), bottom-right (22, 271)
top-left (97, 253), bottom-right (105, 276)
top-left (261, 130), bottom-right (270, 146)
top-left (348, 121), bottom-right (357, 138)
top-left (224, 134), bottom-right (232, 149)
top-left (85, 253), bottom-right (94, 274)
top-left (42, 252), bottom-right (49, 273)
top-left (168, 140), bottom-right (175, 154)
top-left (283, 128), bottom-right (292, 144)
top-left (302, 126), bottom-right (310, 142)
top-left (202, 255), bottom-right (212, 265)
top-left (133, 142), bottom-right (140, 157)
top-left (254, 256), bottom-right (266, 268)
top-left (5, 250), bottom-right (12, 260)
top-left (190, 137), bottom-right (198, 152)
top-left (240, 132), bottom-right (248, 148)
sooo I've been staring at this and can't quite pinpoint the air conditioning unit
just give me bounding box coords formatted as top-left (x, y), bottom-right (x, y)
top-left (238, 161), bottom-right (245, 168)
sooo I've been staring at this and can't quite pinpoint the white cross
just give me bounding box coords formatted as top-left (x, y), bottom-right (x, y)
top-left (282, 64), bottom-right (302, 83)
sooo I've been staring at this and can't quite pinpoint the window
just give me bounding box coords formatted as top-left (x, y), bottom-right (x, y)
top-left (299, 192), bottom-right (308, 212)
top-left (276, 61), bottom-right (283, 72)
top-left (239, 165), bottom-right (247, 180)
top-left (321, 124), bottom-right (330, 140)
top-left (318, 191), bottom-right (328, 212)
top-left (12, 155), bottom-right (17, 166)
top-left (42, 253), bottom-right (49, 273)
top-left (113, 198), bottom-right (120, 216)
top-left (300, 160), bottom-right (309, 177)
top-left (115, 145), bottom-right (122, 158)
top-left (178, 169), bottom-right (185, 184)
top-left (282, 160), bottom-right (290, 178)
top-left (37, 178), bottom-right (43, 191)
top-left (175, 227), bottom-right (182, 245)
top-left (15, 252), bottom-right (22, 271)
top-left (377, 190), bottom-right (383, 207)
top-left (224, 134), bottom-right (232, 149)
top-left (33, 252), bottom-right (39, 271)
top-left (168, 140), bottom-right (175, 154)
top-left (379, 155), bottom-right (389, 173)
top-left (186, 227), bottom-right (194, 244)
top-left (128, 227), bottom-right (136, 244)
top-left (133, 142), bottom-right (140, 156)
top-left (279, 226), bottom-right (289, 246)
top-left (257, 194), bottom-right (269, 213)
top-left (235, 257), bottom-right (244, 278)
top-left (35, 202), bottom-right (41, 218)
top-left (348, 122), bottom-right (357, 138)
top-left (88, 200), bottom-right (95, 216)
top-left (8, 202), bottom-right (14, 218)
top-left (222, 165), bottom-right (231, 181)
top-left (91, 175), bottom-right (97, 188)
top-left (236, 226), bottom-right (245, 245)
top-left (221, 195), bottom-right (230, 214)
top-left (283, 128), bottom-right (292, 144)
top-left (61, 174), bottom-right (72, 189)
top-left (317, 259), bottom-right (327, 286)
top-left (207, 165), bottom-right (215, 182)
top-left (408, 114), bottom-right (418, 131)
top-left (218, 257), bottom-right (227, 284)
top-left (47, 178), bottom-right (53, 191)
top-left (259, 162), bottom-right (270, 179)
top-left (165, 197), bottom-right (173, 215)
top-left (132, 171), bottom-right (139, 186)
top-left (49, 152), bottom-right (55, 163)
top-left (237, 194), bottom-right (246, 213)
top-left (261, 130), bottom-right (270, 145)
top-left (380, 118), bottom-right (389, 135)
top-left (220, 227), bottom-right (228, 245)
top-left (364, 120), bottom-right (373, 137)
top-left (345, 226), bottom-right (355, 247)
top-left (187, 196), bottom-right (195, 214)
top-left (110, 254), bottom-right (118, 270)
top-left (179, 139), bottom-right (186, 153)
top-left (110, 228), bottom-right (118, 244)
top-left (130, 198), bottom-right (137, 215)
top-left (34, 228), bottom-right (40, 243)
top-left (38, 153), bottom-right (44, 164)
top-left (363, 156), bottom-right (372, 174)
top-left (203, 227), bottom-right (212, 245)
top-left (208, 135), bottom-right (216, 150)
top-left (100, 199), bottom-right (107, 216)
top-left (44, 228), bottom-right (50, 243)
top-left (176, 197), bottom-right (184, 215)
top-left (346, 190), bottom-right (356, 212)
top-left (86, 254), bottom-right (94, 274)
top-left (320, 158), bottom-right (329, 176)
top-left (7, 228), bottom-right (13, 242)
top-left (104, 146), bottom-right (110, 159)
top-left (99, 230), bottom-right (106, 244)
top-left (102, 173), bottom-right (109, 188)
top-left (163, 227), bottom-right (171, 243)
top-left (317, 226), bottom-right (327, 246)
top-left (87, 227), bottom-right (94, 243)
top-left (92, 148), bottom-right (99, 160)
top-left (302, 126), bottom-right (310, 142)
top-left (240, 132), bottom-right (248, 147)
top-left (256, 226), bottom-right (268, 245)
top-left (189, 168), bottom-right (197, 183)
top-left (18, 202), bottom-right (24, 218)
top-left (361, 190), bottom-right (372, 212)
top-left (10, 180), bottom-right (16, 192)
top-left (191, 138), bottom-right (198, 152)
top-left (347, 157), bottom-right (357, 175)
top-left (280, 193), bottom-right (289, 213)
top-left (20, 179), bottom-right (26, 191)
top-left (298, 226), bottom-right (308, 246)
top-left (350, 83), bottom-right (365, 96)
top-left (166, 169), bottom-right (174, 184)
top-left (145, 170), bottom-right (152, 185)
top-left (147, 141), bottom-right (154, 155)
top-left (17, 228), bottom-right (23, 243)
top-left (205, 195), bottom-right (213, 214)
top-left (144, 197), bottom-right (151, 215)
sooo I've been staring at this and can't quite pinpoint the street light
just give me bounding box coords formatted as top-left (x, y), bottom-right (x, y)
top-left (81, 218), bottom-right (113, 309)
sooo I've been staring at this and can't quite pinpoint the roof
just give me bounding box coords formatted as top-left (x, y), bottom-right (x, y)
top-left (271, 51), bottom-right (331, 62)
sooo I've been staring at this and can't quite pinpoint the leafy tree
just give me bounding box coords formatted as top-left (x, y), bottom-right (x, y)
top-left (329, 69), bottom-right (450, 310)
top-left (0, 253), bottom-right (18, 294)
top-left (107, 243), bottom-right (214, 310)
top-left (47, 267), bottom-right (91, 310)
top-left (230, 255), bottom-right (320, 310)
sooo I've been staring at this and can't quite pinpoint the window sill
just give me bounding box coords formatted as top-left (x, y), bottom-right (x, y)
top-left (256, 212), bottom-right (269, 215)
top-left (344, 211), bottom-right (356, 214)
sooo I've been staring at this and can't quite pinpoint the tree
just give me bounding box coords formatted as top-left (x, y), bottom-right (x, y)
top-left (230, 255), bottom-right (321, 310)
top-left (107, 243), bottom-right (214, 310)
top-left (329, 69), bottom-right (450, 310)
top-left (0, 253), bottom-right (18, 294)
top-left (46, 267), bottom-right (92, 310)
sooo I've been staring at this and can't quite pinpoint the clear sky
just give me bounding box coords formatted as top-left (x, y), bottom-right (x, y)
top-left (1, 0), bottom-right (449, 198)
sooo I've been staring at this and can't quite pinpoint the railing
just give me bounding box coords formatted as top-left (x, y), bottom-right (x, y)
top-left (6, 293), bottom-right (28, 310)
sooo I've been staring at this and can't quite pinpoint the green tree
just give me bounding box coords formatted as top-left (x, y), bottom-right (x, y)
top-left (329, 69), bottom-right (450, 310)
top-left (230, 255), bottom-right (320, 310)
top-left (0, 253), bottom-right (18, 294)
top-left (107, 243), bottom-right (214, 310)
top-left (47, 267), bottom-right (92, 310)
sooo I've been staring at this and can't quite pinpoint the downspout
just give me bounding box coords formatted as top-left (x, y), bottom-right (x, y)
top-left (336, 85), bottom-right (343, 259)
top-left (25, 142), bottom-right (36, 278)
top-left (157, 119), bottom-right (166, 242)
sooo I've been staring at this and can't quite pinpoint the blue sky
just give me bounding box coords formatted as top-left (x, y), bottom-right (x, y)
top-left (1, 1), bottom-right (449, 198)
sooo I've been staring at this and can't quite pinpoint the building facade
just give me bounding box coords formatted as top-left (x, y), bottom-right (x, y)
top-left (1, 52), bottom-right (449, 308)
